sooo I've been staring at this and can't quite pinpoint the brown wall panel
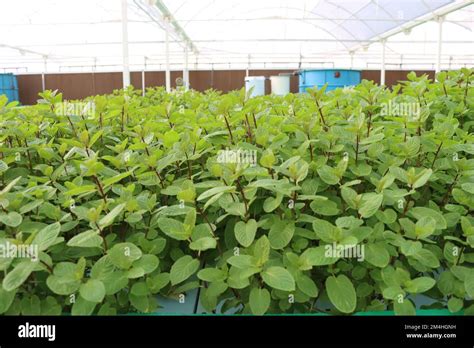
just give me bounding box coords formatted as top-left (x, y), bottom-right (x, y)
top-left (189, 70), bottom-right (211, 91)
top-left (17, 74), bottom-right (43, 105)
top-left (361, 70), bottom-right (436, 86)
top-left (45, 73), bottom-right (93, 100)
top-left (91, 72), bottom-right (122, 96)
top-left (17, 69), bottom-right (436, 104)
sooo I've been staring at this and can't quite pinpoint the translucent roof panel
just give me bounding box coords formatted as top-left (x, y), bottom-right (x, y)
top-left (0, 0), bottom-right (472, 73)
top-left (309, 0), bottom-right (454, 47)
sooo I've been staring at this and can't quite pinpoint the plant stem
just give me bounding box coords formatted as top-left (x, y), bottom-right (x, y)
top-left (431, 141), bottom-right (443, 169)
top-left (223, 113), bottom-right (234, 144)
top-left (441, 173), bottom-right (459, 206)
top-left (355, 133), bottom-right (360, 165)
top-left (95, 222), bottom-right (108, 251)
top-left (314, 98), bottom-right (327, 129)
top-left (235, 178), bottom-right (249, 219)
top-left (93, 175), bottom-right (107, 204)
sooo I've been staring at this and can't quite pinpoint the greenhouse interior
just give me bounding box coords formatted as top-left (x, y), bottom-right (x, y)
top-left (0, 0), bottom-right (474, 333)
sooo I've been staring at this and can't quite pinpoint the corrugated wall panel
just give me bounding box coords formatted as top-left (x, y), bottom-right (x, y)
top-left (16, 70), bottom-right (436, 104)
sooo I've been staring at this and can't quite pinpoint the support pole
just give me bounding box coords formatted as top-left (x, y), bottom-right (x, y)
top-left (436, 16), bottom-right (444, 74)
top-left (41, 55), bottom-right (47, 91)
top-left (183, 45), bottom-right (189, 90)
top-left (142, 57), bottom-right (147, 96)
top-left (165, 18), bottom-right (171, 92)
top-left (246, 54), bottom-right (250, 77)
top-left (121, 0), bottom-right (130, 88)
top-left (380, 39), bottom-right (386, 86)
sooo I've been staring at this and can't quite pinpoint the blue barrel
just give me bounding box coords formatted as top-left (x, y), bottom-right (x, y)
top-left (0, 73), bottom-right (19, 102)
top-left (299, 69), bottom-right (361, 93)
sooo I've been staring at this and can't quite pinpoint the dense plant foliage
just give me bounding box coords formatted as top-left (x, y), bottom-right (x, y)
top-left (0, 69), bottom-right (473, 315)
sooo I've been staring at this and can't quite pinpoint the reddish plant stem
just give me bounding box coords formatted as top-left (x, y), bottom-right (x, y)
top-left (93, 175), bottom-right (107, 204)
top-left (95, 222), bottom-right (108, 251)
top-left (235, 178), bottom-right (249, 219)
top-left (431, 141), bottom-right (443, 169)
top-left (223, 113), bottom-right (234, 144)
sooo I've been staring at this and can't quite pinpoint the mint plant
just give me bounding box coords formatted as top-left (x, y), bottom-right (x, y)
top-left (0, 68), bottom-right (473, 315)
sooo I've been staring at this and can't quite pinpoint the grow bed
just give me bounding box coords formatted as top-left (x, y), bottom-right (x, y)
top-left (0, 69), bottom-right (473, 316)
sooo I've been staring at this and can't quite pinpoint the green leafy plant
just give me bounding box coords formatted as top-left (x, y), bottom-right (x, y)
top-left (0, 68), bottom-right (473, 316)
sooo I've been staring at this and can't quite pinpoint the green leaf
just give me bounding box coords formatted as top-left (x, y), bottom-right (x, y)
top-left (146, 273), bottom-right (170, 293)
top-left (447, 297), bottom-right (463, 313)
top-left (197, 268), bottom-right (227, 282)
top-left (46, 274), bottom-right (81, 295)
top-left (411, 248), bottom-right (440, 268)
top-left (98, 203), bottom-right (126, 229)
top-left (234, 219), bottom-right (257, 247)
top-left (253, 236), bottom-right (270, 266)
top-left (359, 193), bottom-right (383, 218)
top-left (0, 212), bottom-right (22, 227)
top-left (108, 243), bottom-right (142, 269)
top-left (382, 286), bottom-right (405, 300)
top-left (341, 187), bottom-right (358, 209)
top-left (46, 262), bottom-right (82, 295)
top-left (365, 243), bottom-right (390, 268)
top-left (227, 255), bottom-right (256, 269)
top-left (410, 207), bottom-right (447, 230)
top-left (0, 287), bottom-right (16, 314)
top-left (296, 275), bottom-right (318, 297)
top-left (310, 199), bottom-right (339, 216)
top-left (325, 275), bottom-right (356, 313)
top-left (189, 237), bottom-right (217, 251)
top-left (71, 296), bottom-right (96, 316)
top-left (263, 194), bottom-right (283, 213)
top-left (170, 255), bottom-right (200, 286)
top-left (157, 217), bottom-right (190, 241)
top-left (197, 186), bottom-right (235, 201)
top-left (79, 279), bottom-right (106, 303)
top-left (64, 185), bottom-right (96, 196)
top-left (0, 176), bottom-right (22, 195)
top-left (102, 171), bottom-right (132, 188)
top-left (394, 298), bottom-right (415, 315)
top-left (261, 266), bottom-right (295, 292)
top-left (404, 277), bottom-right (436, 293)
top-left (249, 287), bottom-right (271, 315)
top-left (132, 254), bottom-right (159, 274)
top-left (465, 272), bottom-right (474, 298)
top-left (269, 221), bottom-right (295, 249)
top-left (31, 222), bottom-right (61, 251)
top-left (317, 165), bottom-right (339, 185)
top-left (0, 160), bottom-right (8, 173)
top-left (2, 260), bottom-right (36, 291)
top-left (415, 216), bottom-right (437, 239)
top-left (411, 168), bottom-right (432, 189)
top-left (312, 218), bottom-right (338, 243)
top-left (299, 246), bottom-right (338, 267)
top-left (67, 230), bottom-right (103, 248)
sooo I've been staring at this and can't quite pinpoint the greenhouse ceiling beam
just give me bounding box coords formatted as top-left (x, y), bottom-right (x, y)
top-left (18, 38), bottom-right (474, 47)
top-left (152, 0), bottom-right (198, 54)
top-left (0, 43), bottom-right (46, 57)
top-left (133, 0), bottom-right (197, 54)
top-left (6, 17), bottom-right (471, 26)
top-left (149, 17), bottom-right (471, 24)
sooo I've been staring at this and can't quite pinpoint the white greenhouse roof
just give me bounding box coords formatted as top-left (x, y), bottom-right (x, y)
top-left (0, 0), bottom-right (473, 73)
